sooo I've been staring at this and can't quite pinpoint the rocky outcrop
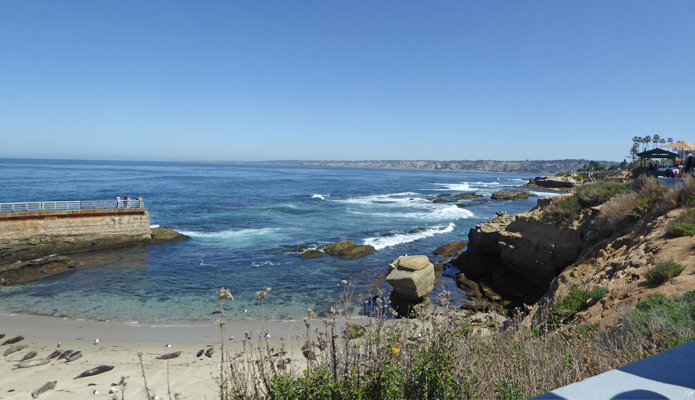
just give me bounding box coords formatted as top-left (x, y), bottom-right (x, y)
top-left (491, 190), bottom-right (530, 200)
top-left (0, 235), bottom-right (150, 265)
top-left (299, 250), bottom-right (323, 258)
top-left (433, 240), bottom-right (468, 256)
top-left (149, 227), bottom-right (191, 244)
top-left (386, 255), bottom-right (435, 317)
top-left (530, 208), bottom-right (695, 328)
top-left (452, 194), bottom-right (593, 311)
top-left (324, 240), bottom-right (376, 259)
top-left (0, 226), bottom-right (189, 265)
top-left (528, 176), bottom-right (578, 189)
top-left (432, 193), bottom-right (482, 203)
top-left (0, 255), bottom-right (74, 285)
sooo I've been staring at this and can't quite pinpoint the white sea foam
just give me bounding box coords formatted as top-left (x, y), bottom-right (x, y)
top-left (177, 227), bottom-right (283, 239)
top-left (312, 194), bottom-right (327, 200)
top-left (364, 223), bottom-right (456, 250)
top-left (150, 224), bottom-right (160, 228)
top-left (432, 182), bottom-right (501, 191)
top-left (348, 204), bottom-right (473, 221)
top-left (529, 191), bottom-right (563, 197)
top-left (337, 192), bottom-right (427, 207)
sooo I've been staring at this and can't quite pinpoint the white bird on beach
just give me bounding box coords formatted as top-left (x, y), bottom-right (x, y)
top-left (93, 390), bottom-right (99, 395)
top-left (165, 344), bottom-right (171, 348)
top-left (94, 339), bottom-right (100, 345)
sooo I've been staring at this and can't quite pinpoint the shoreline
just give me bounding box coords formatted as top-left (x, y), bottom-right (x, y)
top-left (0, 313), bottom-right (320, 399)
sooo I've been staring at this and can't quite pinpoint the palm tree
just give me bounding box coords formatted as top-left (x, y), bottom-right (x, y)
top-left (668, 137), bottom-right (674, 145)
top-left (652, 135), bottom-right (661, 149)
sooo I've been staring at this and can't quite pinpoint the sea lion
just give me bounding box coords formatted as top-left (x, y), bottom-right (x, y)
top-left (195, 349), bottom-right (204, 357)
top-left (31, 381), bottom-right (57, 399)
top-left (1, 335), bottom-right (24, 346)
top-left (16, 358), bottom-right (50, 368)
top-left (4, 344), bottom-right (28, 357)
top-left (57, 350), bottom-right (72, 360)
top-left (0, 334), bottom-right (5, 340)
top-left (65, 351), bottom-right (82, 362)
top-left (74, 365), bottom-right (114, 379)
top-left (205, 347), bottom-right (214, 358)
top-left (19, 351), bottom-right (38, 362)
top-left (46, 350), bottom-right (61, 359)
top-left (156, 351), bottom-right (182, 360)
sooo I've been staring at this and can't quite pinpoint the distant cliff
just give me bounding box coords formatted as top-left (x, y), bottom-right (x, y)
top-left (260, 159), bottom-right (607, 174)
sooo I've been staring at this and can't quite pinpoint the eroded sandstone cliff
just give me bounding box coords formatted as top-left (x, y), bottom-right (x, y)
top-left (453, 192), bottom-right (695, 323)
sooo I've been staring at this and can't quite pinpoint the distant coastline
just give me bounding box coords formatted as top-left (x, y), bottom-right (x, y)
top-left (257, 159), bottom-right (615, 175)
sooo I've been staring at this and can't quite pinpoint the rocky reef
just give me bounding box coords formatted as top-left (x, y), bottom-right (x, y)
top-left (0, 227), bottom-right (190, 285)
top-left (324, 240), bottom-right (376, 259)
top-left (0, 255), bottom-right (74, 285)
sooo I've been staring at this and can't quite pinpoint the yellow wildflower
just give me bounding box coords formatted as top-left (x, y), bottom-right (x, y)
top-left (392, 347), bottom-right (400, 354)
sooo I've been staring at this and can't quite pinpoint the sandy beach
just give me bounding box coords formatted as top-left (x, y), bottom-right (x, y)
top-left (0, 314), bottom-right (311, 399)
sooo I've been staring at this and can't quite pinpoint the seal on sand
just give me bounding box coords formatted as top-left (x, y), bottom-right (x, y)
top-left (4, 344), bottom-right (27, 357)
top-left (65, 351), bottom-right (82, 362)
top-left (1, 335), bottom-right (24, 346)
top-left (156, 351), bottom-right (182, 360)
top-left (19, 350), bottom-right (37, 362)
top-left (16, 358), bottom-right (50, 368)
top-left (74, 365), bottom-right (114, 379)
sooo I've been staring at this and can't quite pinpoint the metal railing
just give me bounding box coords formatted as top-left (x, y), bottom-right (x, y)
top-left (0, 199), bottom-right (144, 213)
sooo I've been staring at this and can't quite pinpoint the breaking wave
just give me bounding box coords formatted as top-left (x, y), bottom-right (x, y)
top-left (364, 223), bottom-right (456, 250)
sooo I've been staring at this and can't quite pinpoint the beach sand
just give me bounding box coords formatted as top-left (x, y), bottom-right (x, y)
top-left (0, 314), bottom-right (311, 399)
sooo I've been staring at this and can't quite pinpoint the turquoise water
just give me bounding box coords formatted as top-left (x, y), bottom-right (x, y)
top-left (0, 159), bottom-right (557, 323)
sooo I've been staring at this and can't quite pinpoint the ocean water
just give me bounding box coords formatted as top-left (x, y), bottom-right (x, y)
top-left (0, 159), bottom-right (558, 323)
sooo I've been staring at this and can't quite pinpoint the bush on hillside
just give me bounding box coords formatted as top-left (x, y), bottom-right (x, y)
top-left (575, 181), bottom-right (629, 208)
top-left (667, 208), bottom-right (695, 237)
top-left (546, 196), bottom-right (581, 224)
top-left (646, 261), bottom-right (685, 285)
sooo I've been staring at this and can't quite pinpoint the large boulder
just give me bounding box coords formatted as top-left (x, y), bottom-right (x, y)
top-left (387, 255), bottom-right (435, 296)
top-left (324, 240), bottom-right (375, 259)
top-left (491, 190), bottom-right (530, 200)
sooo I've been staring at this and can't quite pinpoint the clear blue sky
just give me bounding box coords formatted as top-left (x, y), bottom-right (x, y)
top-left (1, 1), bottom-right (693, 162)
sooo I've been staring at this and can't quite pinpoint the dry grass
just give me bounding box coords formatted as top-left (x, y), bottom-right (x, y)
top-left (210, 285), bottom-right (695, 400)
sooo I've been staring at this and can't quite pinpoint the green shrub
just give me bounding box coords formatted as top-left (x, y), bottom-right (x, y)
top-left (573, 173), bottom-right (588, 182)
top-left (667, 209), bottom-right (695, 237)
top-left (576, 182), bottom-right (629, 207)
top-left (624, 291), bottom-right (695, 348)
top-left (646, 261), bottom-right (685, 285)
top-left (589, 287), bottom-right (608, 301)
top-left (667, 223), bottom-right (695, 237)
top-left (547, 289), bottom-right (591, 326)
top-left (547, 195), bottom-right (581, 224)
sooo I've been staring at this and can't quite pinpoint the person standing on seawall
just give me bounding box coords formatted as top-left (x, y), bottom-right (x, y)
top-left (116, 195), bottom-right (121, 209)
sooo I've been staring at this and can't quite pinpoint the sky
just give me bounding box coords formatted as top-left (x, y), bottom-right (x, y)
top-left (0, 1), bottom-right (693, 162)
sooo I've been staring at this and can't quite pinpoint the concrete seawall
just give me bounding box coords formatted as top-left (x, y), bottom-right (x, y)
top-left (0, 208), bottom-right (152, 265)
top-left (0, 208), bottom-right (151, 241)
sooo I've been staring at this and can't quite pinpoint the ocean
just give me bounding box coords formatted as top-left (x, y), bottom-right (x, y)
top-left (0, 159), bottom-right (558, 324)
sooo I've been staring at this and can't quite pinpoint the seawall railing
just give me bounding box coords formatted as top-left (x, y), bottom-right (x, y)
top-left (0, 200), bottom-right (144, 213)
